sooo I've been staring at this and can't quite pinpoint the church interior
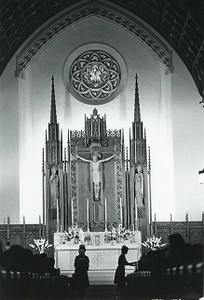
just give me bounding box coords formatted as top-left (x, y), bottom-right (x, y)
top-left (0, 0), bottom-right (203, 299)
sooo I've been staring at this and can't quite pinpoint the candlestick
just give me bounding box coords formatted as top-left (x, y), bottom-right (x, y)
top-left (120, 198), bottom-right (123, 225)
top-left (104, 198), bottom-right (107, 222)
top-left (87, 198), bottom-right (89, 232)
top-left (135, 198), bottom-right (138, 230)
top-left (71, 199), bottom-right (74, 226)
top-left (57, 198), bottom-right (59, 232)
top-left (104, 198), bottom-right (107, 231)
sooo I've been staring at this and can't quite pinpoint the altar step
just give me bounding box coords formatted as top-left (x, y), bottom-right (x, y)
top-left (86, 285), bottom-right (116, 299)
top-left (88, 270), bottom-right (115, 285)
top-left (64, 269), bottom-right (135, 285)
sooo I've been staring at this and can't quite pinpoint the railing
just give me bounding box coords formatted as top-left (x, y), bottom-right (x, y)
top-left (0, 216), bottom-right (46, 251)
top-left (152, 212), bottom-right (204, 245)
top-left (0, 213), bottom-right (203, 252)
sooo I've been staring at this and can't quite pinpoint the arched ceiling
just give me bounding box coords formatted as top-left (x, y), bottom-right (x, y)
top-left (0, 0), bottom-right (203, 103)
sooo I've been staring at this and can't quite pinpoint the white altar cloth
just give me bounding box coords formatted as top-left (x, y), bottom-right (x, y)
top-left (55, 234), bottom-right (141, 284)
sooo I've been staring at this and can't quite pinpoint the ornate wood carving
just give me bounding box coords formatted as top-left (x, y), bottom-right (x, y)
top-left (157, 228), bottom-right (171, 236)
top-left (0, 225), bottom-right (7, 230)
top-left (71, 160), bottom-right (78, 224)
top-left (0, 224), bottom-right (46, 249)
top-left (189, 221), bottom-right (203, 227)
top-left (85, 109), bottom-right (107, 146)
top-left (138, 207), bottom-right (145, 218)
top-left (70, 131), bottom-right (85, 147)
top-left (152, 221), bottom-right (203, 244)
top-left (136, 141), bottom-right (147, 167)
top-left (189, 228), bottom-right (202, 236)
top-left (9, 231), bottom-right (23, 239)
top-left (90, 222), bottom-right (105, 230)
top-left (173, 228), bottom-right (186, 235)
top-left (115, 158), bottom-right (122, 223)
top-left (0, 231), bottom-right (7, 239)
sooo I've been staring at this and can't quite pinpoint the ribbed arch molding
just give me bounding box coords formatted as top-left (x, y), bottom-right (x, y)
top-left (15, 1), bottom-right (173, 77)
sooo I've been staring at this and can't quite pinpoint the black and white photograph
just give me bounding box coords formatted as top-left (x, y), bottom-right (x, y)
top-left (0, 1), bottom-right (203, 299)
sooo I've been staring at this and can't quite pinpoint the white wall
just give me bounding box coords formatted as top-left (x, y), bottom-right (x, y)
top-left (172, 53), bottom-right (204, 220)
top-left (0, 16), bottom-right (203, 223)
top-left (0, 57), bottom-right (19, 223)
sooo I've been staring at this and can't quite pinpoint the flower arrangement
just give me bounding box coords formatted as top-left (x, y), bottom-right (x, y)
top-left (66, 225), bottom-right (87, 244)
top-left (109, 224), bottom-right (132, 243)
top-left (66, 226), bottom-right (75, 241)
top-left (29, 238), bottom-right (52, 254)
top-left (84, 232), bottom-right (91, 245)
top-left (66, 225), bottom-right (79, 243)
top-left (116, 224), bottom-right (129, 242)
top-left (142, 235), bottom-right (167, 251)
top-left (110, 226), bottom-right (117, 242)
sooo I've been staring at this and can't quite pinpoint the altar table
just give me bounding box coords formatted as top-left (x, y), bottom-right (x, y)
top-left (55, 240), bottom-right (141, 285)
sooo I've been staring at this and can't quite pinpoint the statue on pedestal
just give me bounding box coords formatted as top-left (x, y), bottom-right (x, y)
top-left (75, 152), bottom-right (115, 200)
top-left (135, 165), bottom-right (144, 207)
top-left (49, 165), bottom-right (59, 208)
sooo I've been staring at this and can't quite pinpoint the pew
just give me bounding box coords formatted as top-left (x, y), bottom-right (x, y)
top-left (126, 261), bottom-right (203, 299)
top-left (0, 269), bottom-right (70, 299)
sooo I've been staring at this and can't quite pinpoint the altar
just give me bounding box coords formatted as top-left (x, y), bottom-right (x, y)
top-left (44, 95), bottom-right (150, 243)
top-left (44, 90), bottom-right (148, 284)
top-left (54, 231), bottom-right (141, 285)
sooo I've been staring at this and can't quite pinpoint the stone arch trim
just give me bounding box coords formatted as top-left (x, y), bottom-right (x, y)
top-left (15, 2), bottom-right (173, 77)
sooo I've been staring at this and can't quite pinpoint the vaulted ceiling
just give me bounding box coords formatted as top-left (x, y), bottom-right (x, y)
top-left (0, 0), bottom-right (203, 103)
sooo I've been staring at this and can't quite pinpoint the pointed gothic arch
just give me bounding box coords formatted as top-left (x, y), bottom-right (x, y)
top-left (15, 1), bottom-right (173, 76)
top-left (0, 0), bottom-right (202, 102)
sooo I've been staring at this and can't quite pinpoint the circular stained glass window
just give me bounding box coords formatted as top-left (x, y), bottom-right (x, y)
top-left (70, 50), bottom-right (121, 103)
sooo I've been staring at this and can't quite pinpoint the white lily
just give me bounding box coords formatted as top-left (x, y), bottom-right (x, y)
top-left (142, 235), bottom-right (167, 251)
top-left (29, 238), bottom-right (52, 254)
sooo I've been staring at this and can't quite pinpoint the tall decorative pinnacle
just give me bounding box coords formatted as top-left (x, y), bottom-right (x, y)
top-left (42, 148), bottom-right (45, 174)
top-left (50, 75), bottom-right (57, 124)
top-left (134, 73), bottom-right (141, 123)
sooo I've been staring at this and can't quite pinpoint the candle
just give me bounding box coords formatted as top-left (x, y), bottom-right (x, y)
top-left (135, 198), bottom-right (138, 230)
top-left (120, 198), bottom-right (123, 225)
top-left (57, 198), bottom-right (59, 232)
top-left (87, 199), bottom-right (89, 226)
top-left (71, 199), bottom-right (74, 226)
top-left (104, 198), bottom-right (107, 224)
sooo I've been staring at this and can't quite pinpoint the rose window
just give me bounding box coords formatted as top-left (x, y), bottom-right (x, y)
top-left (70, 50), bottom-right (121, 101)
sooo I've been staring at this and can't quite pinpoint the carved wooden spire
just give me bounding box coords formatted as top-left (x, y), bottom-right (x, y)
top-left (42, 148), bottom-right (45, 173)
top-left (47, 75), bottom-right (61, 164)
top-left (148, 146), bottom-right (151, 172)
top-left (45, 129), bottom-right (47, 142)
top-left (67, 129), bottom-right (70, 163)
top-left (50, 75), bottom-right (57, 124)
top-left (64, 148), bottom-right (67, 172)
top-left (131, 74), bottom-right (147, 166)
top-left (133, 74), bottom-right (143, 141)
top-left (121, 128), bottom-right (125, 161)
top-left (134, 73), bottom-right (141, 123)
top-left (61, 129), bottom-right (63, 142)
top-left (126, 146), bottom-right (129, 171)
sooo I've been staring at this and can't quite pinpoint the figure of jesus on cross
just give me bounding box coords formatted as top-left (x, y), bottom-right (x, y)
top-left (75, 152), bottom-right (115, 200)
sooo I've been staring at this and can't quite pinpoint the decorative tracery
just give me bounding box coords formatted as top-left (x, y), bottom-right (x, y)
top-left (70, 50), bottom-right (121, 101)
